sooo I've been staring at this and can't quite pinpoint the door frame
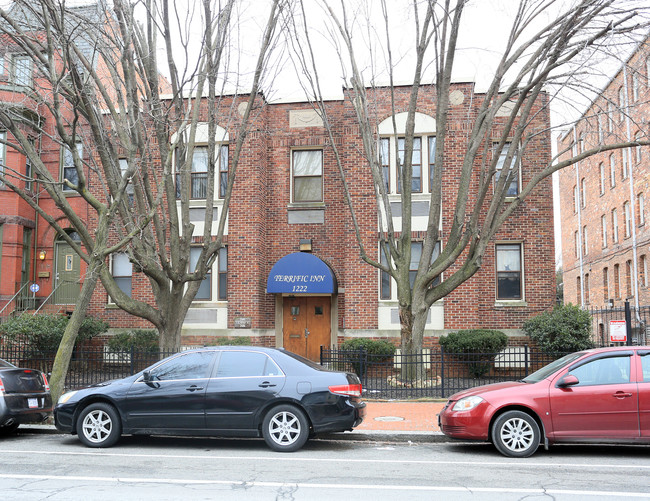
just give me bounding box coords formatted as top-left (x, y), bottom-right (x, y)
top-left (275, 294), bottom-right (337, 355)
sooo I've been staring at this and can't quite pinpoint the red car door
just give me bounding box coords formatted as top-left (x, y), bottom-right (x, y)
top-left (549, 352), bottom-right (639, 439)
top-left (639, 350), bottom-right (650, 437)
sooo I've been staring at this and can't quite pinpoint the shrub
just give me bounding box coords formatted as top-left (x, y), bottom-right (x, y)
top-left (107, 329), bottom-right (159, 352)
top-left (0, 314), bottom-right (107, 353)
top-left (339, 339), bottom-right (396, 377)
top-left (523, 304), bottom-right (594, 354)
top-left (439, 329), bottom-right (508, 378)
top-left (209, 336), bottom-right (252, 346)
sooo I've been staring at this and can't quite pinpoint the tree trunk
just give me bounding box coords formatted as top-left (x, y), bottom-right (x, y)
top-left (49, 258), bottom-right (102, 404)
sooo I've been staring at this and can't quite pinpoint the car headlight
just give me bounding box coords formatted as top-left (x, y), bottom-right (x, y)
top-left (452, 395), bottom-right (484, 411)
top-left (57, 391), bottom-right (78, 404)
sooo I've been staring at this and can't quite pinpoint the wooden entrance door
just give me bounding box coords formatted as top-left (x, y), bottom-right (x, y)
top-left (283, 296), bottom-right (331, 361)
top-left (54, 242), bottom-right (81, 304)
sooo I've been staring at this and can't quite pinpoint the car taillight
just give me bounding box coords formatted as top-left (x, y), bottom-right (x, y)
top-left (0, 376), bottom-right (4, 395)
top-left (42, 373), bottom-right (50, 392)
top-left (328, 384), bottom-right (362, 397)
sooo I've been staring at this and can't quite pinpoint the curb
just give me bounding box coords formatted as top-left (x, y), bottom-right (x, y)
top-left (19, 424), bottom-right (453, 443)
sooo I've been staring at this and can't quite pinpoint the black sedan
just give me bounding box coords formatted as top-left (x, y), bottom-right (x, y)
top-left (55, 346), bottom-right (366, 452)
top-left (0, 358), bottom-right (52, 435)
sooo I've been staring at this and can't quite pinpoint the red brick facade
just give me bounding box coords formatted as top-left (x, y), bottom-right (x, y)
top-left (559, 38), bottom-right (650, 310)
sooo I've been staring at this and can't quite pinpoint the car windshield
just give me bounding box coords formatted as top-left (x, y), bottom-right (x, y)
top-left (522, 352), bottom-right (585, 383)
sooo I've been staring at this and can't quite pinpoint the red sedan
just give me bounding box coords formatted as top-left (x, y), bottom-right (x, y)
top-left (438, 346), bottom-right (650, 457)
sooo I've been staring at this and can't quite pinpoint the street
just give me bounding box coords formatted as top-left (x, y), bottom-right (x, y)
top-left (0, 431), bottom-right (649, 500)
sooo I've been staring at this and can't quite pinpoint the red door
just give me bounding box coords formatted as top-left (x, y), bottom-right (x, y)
top-left (549, 354), bottom-right (639, 439)
top-left (639, 351), bottom-right (650, 437)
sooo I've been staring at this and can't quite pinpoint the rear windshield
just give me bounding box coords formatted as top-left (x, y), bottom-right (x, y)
top-left (0, 358), bottom-right (16, 369)
top-left (280, 350), bottom-right (331, 372)
top-left (522, 352), bottom-right (584, 383)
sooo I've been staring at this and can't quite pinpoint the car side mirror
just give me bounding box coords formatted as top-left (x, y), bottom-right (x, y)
top-left (143, 370), bottom-right (151, 382)
top-left (557, 374), bottom-right (579, 388)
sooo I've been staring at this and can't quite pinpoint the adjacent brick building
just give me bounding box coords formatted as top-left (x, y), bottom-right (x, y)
top-left (558, 37), bottom-right (650, 323)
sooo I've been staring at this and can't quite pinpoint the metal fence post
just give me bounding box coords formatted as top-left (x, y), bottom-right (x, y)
top-left (130, 345), bottom-right (134, 375)
top-left (440, 345), bottom-right (446, 399)
top-left (524, 345), bottom-right (529, 377)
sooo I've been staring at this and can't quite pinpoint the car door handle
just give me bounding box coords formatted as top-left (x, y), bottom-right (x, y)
top-left (612, 391), bottom-right (633, 398)
top-left (259, 382), bottom-right (277, 388)
top-left (186, 385), bottom-right (204, 392)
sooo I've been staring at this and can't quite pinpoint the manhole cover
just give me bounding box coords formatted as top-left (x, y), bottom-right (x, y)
top-left (374, 416), bottom-right (404, 422)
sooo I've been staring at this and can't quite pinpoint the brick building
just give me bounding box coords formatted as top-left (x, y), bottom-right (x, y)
top-left (0, 8), bottom-right (556, 359)
top-left (558, 37), bottom-right (650, 317)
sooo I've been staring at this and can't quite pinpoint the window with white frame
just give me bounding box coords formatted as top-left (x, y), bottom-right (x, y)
top-left (638, 193), bottom-right (645, 226)
top-left (189, 246), bottom-right (227, 302)
top-left (496, 244), bottom-right (523, 300)
top-left (111, 253), bottom-right (132, 299)
top-left (624, 201), bottom-right (631, 238)
top-left (397, 137), bottom-right (422, 193)
top-left (119, 159), bottom-right (134, 205)
top-left (292, 149), bottom-right (323, 203)
top-left (494, 142), bottom-right (519, 197)
top-left (612, 208), bottom-right (619, 243)
top-left (601, 215), bottom-right (607, 248)
top-left (12, 55), bottom-right (32, 87)
top-left (379, 240), bottom-right (440, 300)
top-left (175, 144), bottom-right (228, 200)
top-left (622, 149), bottom-right (629, 180)
top-left (633, 72), bottom-right (639, 102)
top-left (428, 136), bottom-right (437, 193)
top-left (635, 132), bottom-right (642, 164)
top-left (618, 86), bottom-right (625, 121)
top-left (24, 140), bottom-right (32, 191)
top-left (61, 142), bottom-right (83, 192)
top-left (610, 154), bottom-right (616, 188)
top-left (574, 230), bottom-right (580, 258)
top-left (379, 138), bottom-right (390, 193)
top-left (580, 178), bottom-right (586, 208)
top-left (583, 225), bottom-right (588, 255)
top-left (599, 163), bottom-right (605, 195)
top-left (598, 113), bottom-right (604, 143)
top-left (608, 101), bottom-right (615, 132)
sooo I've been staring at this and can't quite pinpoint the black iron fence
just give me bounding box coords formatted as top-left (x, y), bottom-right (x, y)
top-left (589, 305), bottom-right (650, 346)
top-left (320, 346), bottom-right (568, 399)
top-left (0, 345), bottom-right (175, 392)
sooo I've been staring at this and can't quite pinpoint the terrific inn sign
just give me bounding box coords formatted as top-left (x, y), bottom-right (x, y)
top-left (267, 253), bottom-right (337, 294)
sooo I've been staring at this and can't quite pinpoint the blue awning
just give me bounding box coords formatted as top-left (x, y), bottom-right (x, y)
top-left (267, 253), bottom-right (337, 294)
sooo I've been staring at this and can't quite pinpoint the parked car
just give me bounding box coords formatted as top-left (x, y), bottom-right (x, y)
top-left (55, 346), bottom-right (366, 451)
top-left (439, 346), bottom-right (650, 457)
top-left (0, 357), bottom-right (52, 435)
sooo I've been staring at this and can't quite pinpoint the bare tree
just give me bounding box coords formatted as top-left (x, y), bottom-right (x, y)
top-left (287, 0), bottom-right (650, 373)
top-left (0, 0), bottom-right (282, 400)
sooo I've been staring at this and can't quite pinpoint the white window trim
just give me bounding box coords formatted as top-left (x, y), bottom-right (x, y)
top-left (188, 246), bottom-right (228, 304)
top-left (495, 242), bottom-right (526, 305)
top-left (108, 253), bottom-right (132, 305)
top-left (290, 148), bottom-right (324, 205)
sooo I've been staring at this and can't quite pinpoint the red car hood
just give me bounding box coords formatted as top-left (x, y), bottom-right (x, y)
top-left (448, 381), bottom-right (528, 400)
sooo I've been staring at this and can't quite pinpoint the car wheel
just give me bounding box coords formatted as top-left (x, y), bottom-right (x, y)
top-left (491, 410), bottom-right (540, 458)
top-left (0, 423), bottom-right (20, 436)
top-left (76, 403), bottom-right (122, 448)
top-left (262, 404), bottom-right (309, 452)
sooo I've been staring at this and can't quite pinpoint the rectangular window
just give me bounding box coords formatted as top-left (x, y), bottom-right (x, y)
top-left (380, 243), bottom-right (391, 300)
top-left (608, 101), bottom-right (615, 132)
top-left (610, 154), bottom-right (616, 188)
top-left (397, 137), bottom-right (422, 193)
top-left (494, 142), bottom-right (519, 197)
top-left (219, 144), bottom-right (229, 198)
top-left (636, 133), bottom-right (642, 164)
top-left (428, 136), bottom-right (436, 193)
top-left (574, 230), bottom-right (580, 258)
top-left (583, 225), bottom-right (588, 256)
top-left (496, 243), bottom-right (522, 300)
top-left (379, 138), bottom-right (390, 193)
top-left (62, 142), bottom-right (83, 192)
top-left (614, 263), bottom-right (620, 299)
top-left (576, 276), bottom-right (582, 305)
top-left (24, 141), bottom-right (32, 192)
top-left (624, 201), bottom-right (631, 238)
top-left (638, 193), bottom-right (645, 226)
top-left (12, 55), bottom-right (32, 87)
top-left (218, 246), bottom-right (227, 301)
top-left (111, 253), bottom-right (132, 298)
top-left (633, 73), bottom-right (639, 102)
top-left (598, 114), bottom-right (604, 143)
top-left (599, 163), bottom-right (605, 195)
top-left (190, 247), bottom-right (212, 301)
top-left (293, 149), bottom-right (323, 202)
top-left (622, 149), bottom-right (628, 180)
top-left (584, 273), bottom-right (590, 304)
top-left (603, 267), bottom-right (609, 302)
top-left (190, 147), bottom-right (208, 199)
top-left (601, 215), bottom-right (608, 248)
top-left (580, 178), bottom-right (586, 208)
top-left (612, 208), bottom-right (619, 243)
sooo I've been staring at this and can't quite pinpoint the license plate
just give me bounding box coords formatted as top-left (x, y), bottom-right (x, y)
top-left (28, 398), bottom-right (38, 409)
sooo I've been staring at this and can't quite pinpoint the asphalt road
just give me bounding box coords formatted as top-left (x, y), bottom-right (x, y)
top-left (1, 431), bottom-right (649, 500)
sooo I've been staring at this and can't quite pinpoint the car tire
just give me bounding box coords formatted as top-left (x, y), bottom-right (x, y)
top-left (76, 402), bottom-right (122, 448)
top-left (0, 423), bottom-right (20, 436)
top-left (262, 404), bottom-right (309, 452)
top-left (491, 410), bottom-right (540, 458)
